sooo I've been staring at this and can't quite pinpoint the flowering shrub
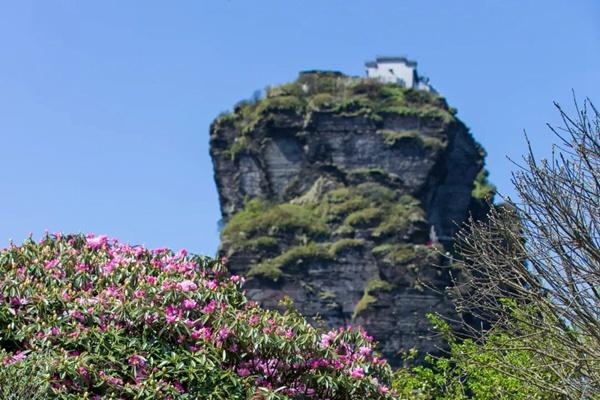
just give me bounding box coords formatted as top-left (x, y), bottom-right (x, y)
top-left (0, 233), bottom-right (395, 399)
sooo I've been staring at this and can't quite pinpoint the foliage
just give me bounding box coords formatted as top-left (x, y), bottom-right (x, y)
top-left (0, 233), bottom-right (396, 399)
top-left (378, 130), bottom-right (446, 152)
top-left (225, 135), bottom-right (249, 160)
top-left (0, 349), bottom-right (51, 399)
top-left (371, 196), bottom-right (425, 239)
top-left (392, 316), bottom-right (558, 400)
top-left (452, 99), bottom-right (600, 398)
top-left (343, 207), bottom-right (382, 229)
top-left (222, 199), bottom-right (328, 245)
top-left (215, 71), bottom-right (456, 135)
top-left (328, 239), bottom-right (366, 256)
top-left (470, 168), bottom-right (495, 200)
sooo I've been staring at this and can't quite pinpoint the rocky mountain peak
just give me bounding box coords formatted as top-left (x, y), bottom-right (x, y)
top-left (210, 71), bottom-right (494, 366)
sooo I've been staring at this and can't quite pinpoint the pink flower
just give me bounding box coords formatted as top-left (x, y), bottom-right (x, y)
top-left (176, 249), bottom-right (188, 258)
top-left (102, 261), bottom-right (116, 275)
top-left (358, 346), bottom-right (372, 357)
top-left (350, 367), bottom-right (365, 379)
top-left (75, 263), bottom-right (88, 273)
top-left (205, 280), bottom-right (218, 290)
top-left (320, 330), bottom-right (337, 348)
top-left (201, 300), bottom-right (216, 314)
top-left (128, 354), bottom-right (146, 367)
top-left (165, 305), bottom-right (180, 324)
top-left (78, 366), bottom-right (90, 379)
top-left (146, 276), bottom-right (157, 285)
top-left (44, 259), bottom-right (59, 270)
top-left (236, 367), bottom-right (251, 377)
top-left (229, 275), bottom-right (245, 284)
top-left (172, 380), bottom-right (185, 393)
top-left (182, 299), bottom-right (197, 309)
top-left (217, 327), bottom-right (230, 342)
top-left (134, 290), bottom-right (145, 298)
top-left (176, 280), bottom-right (198, 292)
top-left (87, 235), bottom-right (108, 249)
top-left (3, 351), bottom-right (27, 365)
top-left (192, 327), bottom-right (212, 341)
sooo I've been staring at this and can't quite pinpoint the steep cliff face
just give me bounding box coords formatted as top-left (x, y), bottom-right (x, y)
top-left (210, 71), bottom-right (493, 366)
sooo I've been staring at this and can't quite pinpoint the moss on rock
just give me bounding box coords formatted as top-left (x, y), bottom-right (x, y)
top-left (329, 238), bottom-right (366, 256)
top-left (248, 242), bottom-right (333, 282)
top-left (353, 278), bottom-right (393, 319)
top-left (222, 199), bottom-right (328, 245)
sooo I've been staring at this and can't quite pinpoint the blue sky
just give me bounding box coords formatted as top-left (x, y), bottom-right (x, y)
top-left (0, 1), bottom-right (598, 255)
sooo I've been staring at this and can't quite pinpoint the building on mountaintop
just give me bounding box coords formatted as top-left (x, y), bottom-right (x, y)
top-left (365, 56), bottom-right (434, 92)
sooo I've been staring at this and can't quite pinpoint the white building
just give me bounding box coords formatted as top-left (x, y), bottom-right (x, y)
top-left (365, 56), bottom-right (433, 92)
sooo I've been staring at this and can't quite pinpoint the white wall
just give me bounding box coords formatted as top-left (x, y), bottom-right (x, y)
top-left (366, 61), bottom-right (415, 87)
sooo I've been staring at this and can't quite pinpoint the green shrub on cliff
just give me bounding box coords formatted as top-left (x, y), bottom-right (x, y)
top-left (222, 199), bottom-right (328, 245)
top-left (471, 168), bottom-right (496, 200)
top-left (216, 71), bottom-right (456, 135)
top-left (248, 242), bottom-right (333, 281)
top-left (353, 278), bottom-right (393, 319)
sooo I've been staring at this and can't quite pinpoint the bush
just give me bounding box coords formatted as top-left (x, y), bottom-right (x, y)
top-left (222, 199), bottom-right (328, 244)
top-left (392, 316), bottom-right (557, 400)
top-left (249, 243), bottom-right (332, 282)
top-left (0, 233), bottom-right (396, 399)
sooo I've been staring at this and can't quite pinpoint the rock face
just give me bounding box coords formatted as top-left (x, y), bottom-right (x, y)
top-left (210, 71), bottom-right (493, 366)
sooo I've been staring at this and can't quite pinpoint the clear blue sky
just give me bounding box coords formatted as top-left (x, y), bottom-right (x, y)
top-left (1, 1), bottom-right (598, 255)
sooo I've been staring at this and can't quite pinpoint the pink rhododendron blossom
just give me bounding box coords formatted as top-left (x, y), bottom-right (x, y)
top-left (176, 280), bottom-right (198, 292)
top-left (350, 367), bottom-right (365, 379)
top-left (176, 249), bottom-right (188, 258)
top-left (78, 367), bottom-right (90, 379)
top-left (320, 330), bottom-right (337, 348)
top-left (75, 263), bottom-right (88, 273)
top-left (359, 346), bottom-right (372, 357)
top-left (182, 299), bottom-right (197, 309)
top-left (202, 300), bottom-right (216, 314)
top-left (128, 354), bottom-right (146, 367)
top-left (86, 235), bottom-right (109, 249)
top-left (205, 279), bottom-right (218, 290)
top-left (0, 233), bottom-right (394, 399)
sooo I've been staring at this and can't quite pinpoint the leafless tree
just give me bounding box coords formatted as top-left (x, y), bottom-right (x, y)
top-left (452, 97), bottom-right (600, 399)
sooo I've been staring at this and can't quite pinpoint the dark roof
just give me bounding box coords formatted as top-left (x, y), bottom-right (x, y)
top-left (299, 70), bottom-right (344, 77)
top-left (365, 56), bottom-right (417, 68)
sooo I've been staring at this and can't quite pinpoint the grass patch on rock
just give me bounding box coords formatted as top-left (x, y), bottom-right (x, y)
top-left (353, 278), bottom-right (393, 319)
top-left (248, 243), bottom-right (333, 282)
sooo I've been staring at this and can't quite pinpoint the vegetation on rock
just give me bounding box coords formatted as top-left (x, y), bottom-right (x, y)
top-left (213, 71), bottom-right (456, 142)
